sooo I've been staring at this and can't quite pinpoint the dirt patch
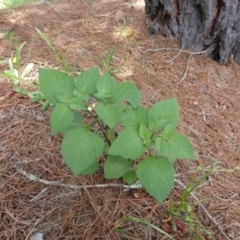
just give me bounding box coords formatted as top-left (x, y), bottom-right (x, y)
top-left (0, 0), bottom-right (240, 239)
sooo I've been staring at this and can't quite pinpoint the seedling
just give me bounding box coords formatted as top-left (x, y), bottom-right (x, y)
top-left (1, 42), bottom-right (34, 87)
top-left (166, 167), bottom-right (215, 238)
top-left (35, 28), bottom-right (75, 73)
top-left (1, 41), bottom-right (49, 110)
top-left (96, 48), bottom-right (121, 74)
top-left (39, 66), bottom-right (195, 203)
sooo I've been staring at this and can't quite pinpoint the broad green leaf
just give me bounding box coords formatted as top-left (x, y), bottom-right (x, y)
top-left (121, 106), bottom-right (137, 129)
top-left (80, 161), bottom-right (99, 175)
top-left (69, 96), bottom-right (86, 111)
top-left (148, 98), bottom-right (179, 132)
top-left (139, 122), bottom-right (152, 140)
top-left (96, 103), bottom-right (122, 129)
top-left (50, 103), bottom-right (74, 135)
top-left (136, 156), bottom-right (174, 203)
top-left (122, 105), bottom-right (148, 130)
top-left (134, 106), bottom-right (148, 125)
top-left (61, 127), bottom-right (105, 175)
top-left (95, 71), bottom-right (117, 99)
top-left (156, 133), bottom-right (195, 162)
top-left (104, 155), bottom-right (130, 179)
top-left (108, 128), bottom-right (145, 160)
top-left (39, 68), bottom-right (75, 104)
top-left (112, 82), bottom-right (141, 108)
top-left (123, 170), bottom-right (137, 185)
top-left (61, 112), bottom-right (83, 134)
top-left (75, 67), bottom-right (99, 94)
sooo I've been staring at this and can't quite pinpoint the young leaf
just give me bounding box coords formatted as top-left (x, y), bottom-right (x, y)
top-left (39, 68), bottom-right (75, 104)
top-left (104, 155), bottom-right (130, 179)
top-left (50, 103), bottom-right (74, 135)
top-left (61, 127), bottom-right (105, 175)
top-left (148, 98), bottom-right (179, 132)
top-left (75, 67), bottom-right (99, 94)
top-left (108, 128), bottom-right (145, 160)
top-left (123, 170), bottom-right (137, 185)
top-left (143, 139), bottom-right (153, 149)
top-left (21, 63), bottom-right (34, 78)
top-left (156, 133), bottom-right (195, 163)
top-left (136, 156), bottom-right (174, 203)
top-left (96, 103), bottom-right (122, 129)
top-left (112, 82), bottom-right (141, 108)
top-left (139, 122), bottom-right (152, 140)
top-left (95, 71), bottom-right (117, 99)
top-left (122, 105), bottom-right (148, 130)
top-left (69, 96), bottom-right (86, 111)
top-left (80, 161), bottom-right (99, 175)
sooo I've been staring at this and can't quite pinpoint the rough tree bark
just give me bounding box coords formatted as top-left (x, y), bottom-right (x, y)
top-left (144, 0), bottom-right (240, 65)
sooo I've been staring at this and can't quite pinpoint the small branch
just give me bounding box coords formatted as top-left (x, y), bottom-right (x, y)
top-left (138, 45), bottom-right (208, 55)
top-left (14, 164), bottom-right (230, 239)
top-left (178, 54), bottom-right (192, 83)
top-left (14, 165), bottom-right (138, 190)
top-left (137, 44), bottom-right (205, 83)
top-left (174, 179), bottom-right (231, 240)
top-left (166, 50), bottom-right (183, 63)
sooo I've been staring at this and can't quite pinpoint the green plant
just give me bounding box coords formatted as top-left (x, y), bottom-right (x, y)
top-left (1, 42), bottom-right (32, 87)
top-left (0, 29), bottom-right (17, 44)
top-left (167, 168), bottom-right (214, 239)
top-left (0, 0), bottom-right (35, 9)
top-left (115, 216), bottom-right (175, 239)
top-left (39, 66), bottom-right (195, 203)
top-left (1, 41), bottom-right (49, 110)
top-left (35, 28), bottom-right (75, 73)
top-left (96, 48), bottom-right (121, 74)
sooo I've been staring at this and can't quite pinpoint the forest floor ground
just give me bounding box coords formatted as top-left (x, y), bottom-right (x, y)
top-left (0, 0), bottom-right (240, 239)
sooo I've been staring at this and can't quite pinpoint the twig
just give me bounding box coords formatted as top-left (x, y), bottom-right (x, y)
top-left (92, 7), bottom-right (129, 18)
top-left (138, 46), bottom-right (208, 55)
top-left (14, 164), bottom-right (141, 191)
top-left (174, 178), bottom-right (231, 240)
top-left (15, 164), bottom-right (230, 239)
top-left (29, 187), bottom-right (48, 202)
top-left (166, 50), bottom-right (182, 63)
top-left (138, 45), bottom-right (207, 82)
top-left (178, 54), bottom-right (192, 83)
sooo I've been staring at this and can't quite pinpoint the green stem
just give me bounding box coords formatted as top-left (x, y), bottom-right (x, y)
top-left (88, 110), bottom-right (111, 146)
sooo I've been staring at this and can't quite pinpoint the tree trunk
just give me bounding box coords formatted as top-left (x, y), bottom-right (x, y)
top-left (144, 0), bottom-right (240, 65)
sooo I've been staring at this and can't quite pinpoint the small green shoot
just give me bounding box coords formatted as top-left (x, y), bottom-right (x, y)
top-left (35, 28), bottom-right (75, 73)
top-left (118, 216), bottom-right (175, 240)
top-left (1, 41), bottom-right (49, 110)
top-left (1, 41), bottom-right (34, 87)
top-left (167, 167), bottom-right (215, 239)
top-left (96, 48), bottom-right (121, 74)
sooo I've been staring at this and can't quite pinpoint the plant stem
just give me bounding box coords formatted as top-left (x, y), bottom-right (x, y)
top-left (87, 110), bottom-right (111, 146)
top-left (96, 118), bottom-right (111, 146)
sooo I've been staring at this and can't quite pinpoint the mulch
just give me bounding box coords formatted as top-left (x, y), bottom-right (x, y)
top-left (0, 0), bottom-right (240, 239)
